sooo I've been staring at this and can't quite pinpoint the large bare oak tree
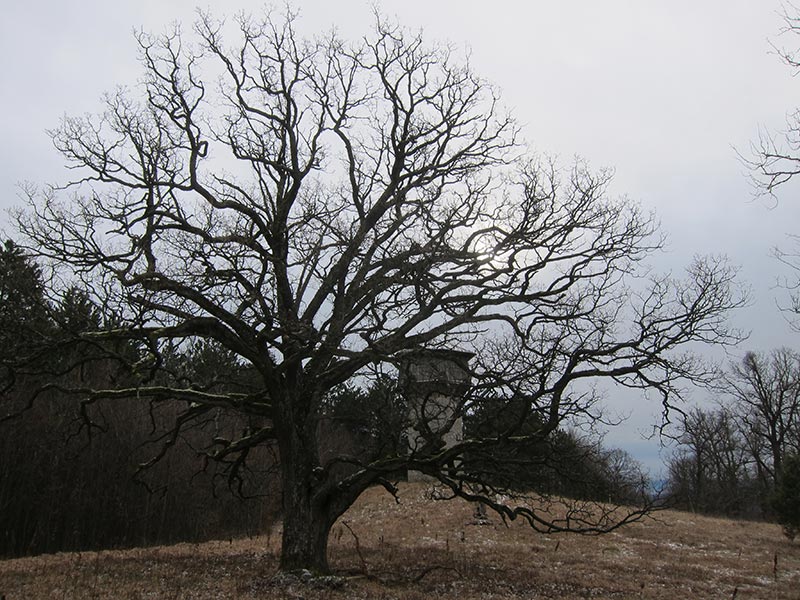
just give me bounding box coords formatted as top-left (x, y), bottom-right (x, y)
top-left (15, 11), bottom-right (744, 573)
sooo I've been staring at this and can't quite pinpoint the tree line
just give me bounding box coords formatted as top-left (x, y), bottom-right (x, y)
top-left (0, 240), bottom-right (279, 557)
top-left (665, 348), bottom-right (800, 539)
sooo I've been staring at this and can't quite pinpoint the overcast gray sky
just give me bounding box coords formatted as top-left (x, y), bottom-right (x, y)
top-left (2, 0), bottom-right (799, 473)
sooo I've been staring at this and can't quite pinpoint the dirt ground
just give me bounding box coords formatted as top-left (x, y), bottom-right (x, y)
top-left (1, 482), bottom-right (798, 599)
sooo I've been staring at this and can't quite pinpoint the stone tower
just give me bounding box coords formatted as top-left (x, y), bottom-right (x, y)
top-left (398, 348), bottom-right (474, 481)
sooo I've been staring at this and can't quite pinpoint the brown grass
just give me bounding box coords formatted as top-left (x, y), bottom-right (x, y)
top-left (1, 482), bottom-right (798, 599)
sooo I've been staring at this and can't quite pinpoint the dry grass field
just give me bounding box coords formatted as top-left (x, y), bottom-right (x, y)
top-left (1, 482), bottom-right (798, 599)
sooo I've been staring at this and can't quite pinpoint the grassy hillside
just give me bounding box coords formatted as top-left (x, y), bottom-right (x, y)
top-left (1, 482), bottom-right (798, 599)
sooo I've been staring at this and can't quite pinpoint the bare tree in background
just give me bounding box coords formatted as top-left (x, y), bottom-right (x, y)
top-left (747, 5), bottom-right (800, 195)
top-left (745, 4), bottom-right (800, 321)
top-left (667, 407), bottom-right (753, 516)
top-left (725, 349), bottom-right (800, 491)
top-left (667, 350), bottom-right (800, 518)
top-left (12, 10), bottom-right (745, 573)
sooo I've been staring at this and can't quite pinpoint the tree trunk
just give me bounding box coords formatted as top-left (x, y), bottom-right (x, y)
top-left (276, 392), bottom-right (335, 574)
top-left (280, 488), bottom-right (334, 573)
top-left (275, 385), bottom-right (373, 574)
